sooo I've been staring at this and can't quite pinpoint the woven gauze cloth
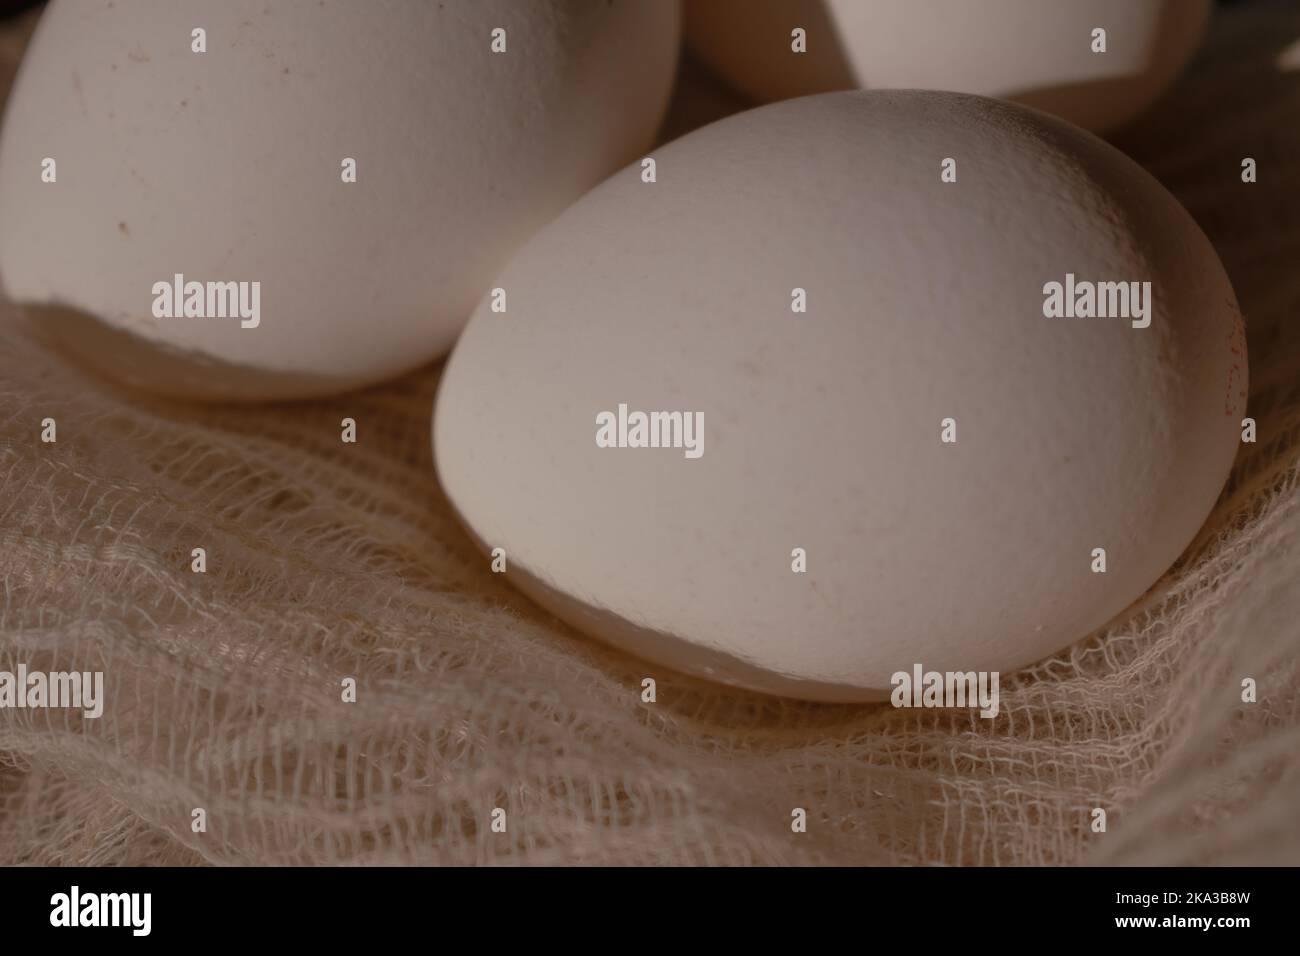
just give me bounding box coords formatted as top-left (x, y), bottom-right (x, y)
top-left (2, 2), bottom-right (1300, 866)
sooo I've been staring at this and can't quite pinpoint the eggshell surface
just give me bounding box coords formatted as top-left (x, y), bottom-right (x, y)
top-left (0, 0), bottom-right (680, 399)
top-left (684, 0), bottom-right (1211, 134)
top-left (434, 91), bottom-right (1246, 701)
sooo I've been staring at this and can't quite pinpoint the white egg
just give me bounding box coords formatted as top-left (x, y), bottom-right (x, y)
top-left (434, 90), bottom-right (1246, 702)
top-left (0, 0), bottom-right (680, 399)
top-left (685, 0), bottom-right (1210, 133)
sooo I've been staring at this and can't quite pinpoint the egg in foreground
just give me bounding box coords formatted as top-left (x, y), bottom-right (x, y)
top-left (434, 90), bottom-right (1246, 702)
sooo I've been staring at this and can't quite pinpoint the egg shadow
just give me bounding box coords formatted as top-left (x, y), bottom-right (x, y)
top-left (16, 302), bottom-right (386, 403)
